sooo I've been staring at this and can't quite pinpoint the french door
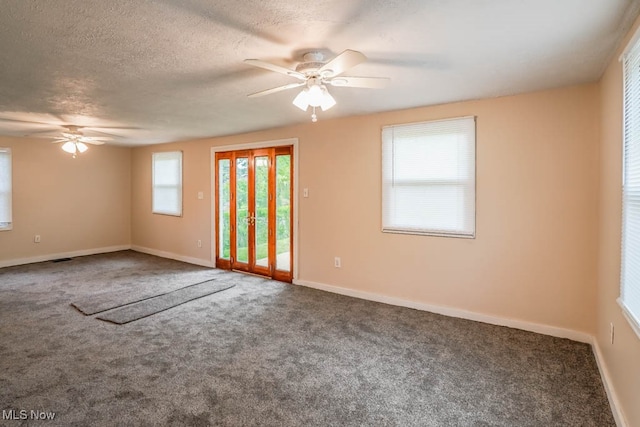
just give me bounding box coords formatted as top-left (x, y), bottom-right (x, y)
top-left (215, 146), bottom-right (293, 282)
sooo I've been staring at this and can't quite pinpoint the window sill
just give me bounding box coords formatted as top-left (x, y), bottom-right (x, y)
top-left (617, 298), bottom-right (640, 340)
top-left (382, 228), bottom-right (475, 239)
top-left (152, 212), bottom-right (182, 217)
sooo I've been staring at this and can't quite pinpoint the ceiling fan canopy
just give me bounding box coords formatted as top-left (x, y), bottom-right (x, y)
top-left (244, 49), bottom-right (389, 121)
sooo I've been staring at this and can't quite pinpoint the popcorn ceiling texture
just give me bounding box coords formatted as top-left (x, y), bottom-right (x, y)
top-left (0, 251), bottom-right (614, 426)
top-left (0, 0), bottom-right (637, 144)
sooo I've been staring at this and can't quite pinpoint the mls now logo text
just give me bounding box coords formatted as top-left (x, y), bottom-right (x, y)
top-left (2, 409), bottom-right (56, 421)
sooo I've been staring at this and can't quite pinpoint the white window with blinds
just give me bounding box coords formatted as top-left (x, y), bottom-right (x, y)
top-left (0, 148), bottom-right (11, 231)
top-left (152, 151), bottom-right (183, 216)
top-left (382, 116), bottom-right (476, 238)
top-left (620, 33), bottom-right (640, 338)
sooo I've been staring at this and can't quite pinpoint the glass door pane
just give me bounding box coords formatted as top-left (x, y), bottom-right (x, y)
top-left (218, 159), bottom-right (231, 260)
top-left (215, 146), bottom-right (292, 281)
top-left (275, 154), bottom-right (291, 272)
top-left (235, 157), bottom-right (249, 264)
top-left (254, 156), bottom-right (269, 268)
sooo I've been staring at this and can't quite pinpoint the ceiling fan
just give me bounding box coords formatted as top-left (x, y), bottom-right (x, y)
top-left (0, 115), bottom-right (138, 157)
top-left (244, 49), bottom-right (389, 122)
top-left (51, 125), bottom-right (108, 158)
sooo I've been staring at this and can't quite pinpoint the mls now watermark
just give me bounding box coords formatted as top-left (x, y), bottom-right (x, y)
top-left (2, 409), bottom-right (56, 421)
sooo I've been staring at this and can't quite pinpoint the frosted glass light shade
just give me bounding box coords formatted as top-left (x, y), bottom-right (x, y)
top-left (76, 142), bottom-right (89, 153)
top-left (307, 85), bottom-right (323, 107)
top-left (320, 90), bottom-right (336, 111)
top-left (61, 141), bottom-right (77, 154)
top-left (292, 89), bottom-right (309, 111)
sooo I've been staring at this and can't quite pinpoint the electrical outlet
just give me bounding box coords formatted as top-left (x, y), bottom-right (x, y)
top-left (334, 257), bottom-right (341, 268)
top-left (197, 240), bottom-right (202, 248)
top-left (34, 235), bottom-right (41, 243)
top-left (610, 322), bottom-right (615, 345)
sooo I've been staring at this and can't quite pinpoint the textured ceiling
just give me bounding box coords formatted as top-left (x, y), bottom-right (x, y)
top-left (0, 0), bottom-right (638, 146)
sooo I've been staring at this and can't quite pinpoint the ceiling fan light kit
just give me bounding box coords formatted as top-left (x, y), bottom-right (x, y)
top-left (61, 141), bottom-right (88, 157)
top-left (292, 84), bottom-right (336, 111)
top-left (244, 49), bottom-right (389, 122)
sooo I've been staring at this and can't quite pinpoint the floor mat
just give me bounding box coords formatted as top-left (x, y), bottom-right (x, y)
top-left (96, 281), bottom-right (235, 324)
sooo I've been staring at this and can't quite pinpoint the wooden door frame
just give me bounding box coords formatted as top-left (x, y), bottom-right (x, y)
top-left (246, 148), bottom-right (272, 278)
top-left (211, 138), bottom-right (299, 281)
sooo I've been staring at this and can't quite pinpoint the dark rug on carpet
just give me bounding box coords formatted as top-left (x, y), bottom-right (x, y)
top-left (96, 281), bottom-right (235, 324)
top-left (71, 276), bottom-right (226, 315)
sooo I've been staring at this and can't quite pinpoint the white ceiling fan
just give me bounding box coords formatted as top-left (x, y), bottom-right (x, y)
top-left (0, 114), bottom-right (137, 157)
top-left (244, 49), bottom-right (389, 122)
top-left (51, 125), bottom-right (108, 158)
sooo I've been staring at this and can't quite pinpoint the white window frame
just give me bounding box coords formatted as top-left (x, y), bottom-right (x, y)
top-left (152, 151), bottom-right (183, 217)
top-left (0, 148), bottom-right (12, 231)
top-left (381, 116), bottom-right (476, 238)
top-left (619, 29), bottom-right (640, 339)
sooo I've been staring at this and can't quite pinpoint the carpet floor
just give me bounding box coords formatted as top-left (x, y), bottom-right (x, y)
top-left (0, 251), bottom-right (614, 426)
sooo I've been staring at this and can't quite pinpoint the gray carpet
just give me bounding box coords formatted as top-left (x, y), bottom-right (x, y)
top-left (0, 251), bottom-right (614, 426)
top-left (96, 281), bottom-right (234, 324)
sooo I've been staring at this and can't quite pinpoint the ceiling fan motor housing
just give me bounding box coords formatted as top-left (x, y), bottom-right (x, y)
top-left (296, 52), bottom-right (334, 77)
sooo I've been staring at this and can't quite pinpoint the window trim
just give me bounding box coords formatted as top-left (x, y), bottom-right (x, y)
top-left (619, 28), bottom-right (640, 340)
top-left (0, 147), bottom-right (12, 231)
top-left (152, 151), bottom-right (183, 217)
top-left (618, 299), bottom-right (640, 339)
top-left (381, 116), bottom-right (476, 239)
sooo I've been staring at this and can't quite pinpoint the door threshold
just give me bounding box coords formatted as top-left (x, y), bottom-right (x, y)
top-left (232, 269), bottom-right (272, 279)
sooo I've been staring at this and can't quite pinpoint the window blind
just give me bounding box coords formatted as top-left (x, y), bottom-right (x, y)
top-left (152, 151), bottom-right (183, 216)
top-left (0, 148), bottom-right (11, 230)
top-left (620, 36), bottom-right (640, 336)
top-left (382, 116), bottom-right (476, 238)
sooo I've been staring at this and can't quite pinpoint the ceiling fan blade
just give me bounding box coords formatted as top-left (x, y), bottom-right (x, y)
top-left (84, 125), bottom-right (142, 130)
top-left (0, 117), bottom-right (55, 127)
top-left (25, 128), bottom-right (64, 136)
top-left (328, 76), bottom-right (390, 89)
top-left (243, 59), bottom-right (306, 80)
top-left (80, 134), bottom-right (111, 142)
top-left (51, 136), bottom-right (107, 145)
top-left (248, 82), bottom-right (306, 98)
top-left (319, 49), bottom-right (367, 77)
top-left (83, 129), bottom-right (126, 138)
top-left (84, 140), bottom-right (106, 146)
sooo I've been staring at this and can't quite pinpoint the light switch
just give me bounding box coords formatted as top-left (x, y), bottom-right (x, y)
top-left (303, 188), bottom-right (309, 198)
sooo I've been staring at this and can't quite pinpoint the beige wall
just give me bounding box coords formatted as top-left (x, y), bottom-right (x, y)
top-left (0, 136), bottom-right (131, 264)
top-left (596, 15), bottom-right (640, 427)
top-left (131, 140), bottom-right (213, 262)
top-left (131, 83), bottom-right (600, 335)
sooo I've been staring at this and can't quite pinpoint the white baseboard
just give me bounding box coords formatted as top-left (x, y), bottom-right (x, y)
top-left (131, 245), bottom-right (214, 268)
top-left (0, 245), bottom-right (216, 269)
top-left (293, 279), bottom-right (592, 343)
top-left (592, 340), bottom-right (628, 427)
top-left (0, 245), bottom-right (131, 268)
